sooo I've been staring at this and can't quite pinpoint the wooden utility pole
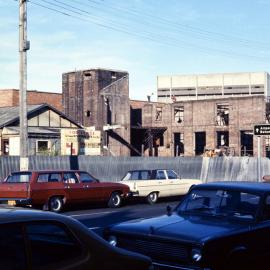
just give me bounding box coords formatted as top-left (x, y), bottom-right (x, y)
top-left (19, 0), bottom-right (29, 170)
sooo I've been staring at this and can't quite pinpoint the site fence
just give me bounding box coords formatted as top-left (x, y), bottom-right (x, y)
top-left (0, 156), bottom-right (268, 182)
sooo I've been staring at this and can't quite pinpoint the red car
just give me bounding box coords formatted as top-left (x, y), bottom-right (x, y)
top-left (0, 170), bottom-right (130, 212)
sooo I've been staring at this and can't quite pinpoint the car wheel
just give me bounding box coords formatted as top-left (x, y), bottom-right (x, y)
top-left (147, 192), bottom-right (158, 204)
top-left (49, 196), bottom-right (64, 213)
top-left (108, 192), bottom-right (122, 208)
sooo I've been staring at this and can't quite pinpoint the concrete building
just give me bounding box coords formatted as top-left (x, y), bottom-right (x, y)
top-left (0, 89), bottom-right (63, 111)
top-left (62, 68), bottom-right (131, 156)
top-left (157, 72), bottom-right (270, 102)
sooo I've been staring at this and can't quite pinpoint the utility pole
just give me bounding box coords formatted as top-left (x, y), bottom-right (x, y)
top-left (19, 0), bottom-right (30, 170)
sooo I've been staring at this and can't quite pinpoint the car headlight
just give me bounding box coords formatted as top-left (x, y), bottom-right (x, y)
top-left (191, 248), bottom-right (202, 262)
top-left (108, 235), bottom-right (117, 247)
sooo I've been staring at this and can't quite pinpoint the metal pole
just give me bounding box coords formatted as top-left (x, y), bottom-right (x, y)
top-left (258, 136), bottom-right (261, 182)
top-left (19, 0), bottom-right (29, 170)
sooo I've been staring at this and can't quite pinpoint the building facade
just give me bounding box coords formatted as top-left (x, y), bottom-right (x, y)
top-left (157, 72), bottom-right (270, 102)
top-left (62, 68), bottom-right (131, 156)
top-left (130, 96), bottom-right (269, 157)
top-left (0, 89), bottom-right (63, 111)
top-left (0, 104), bottom-right (81, 156)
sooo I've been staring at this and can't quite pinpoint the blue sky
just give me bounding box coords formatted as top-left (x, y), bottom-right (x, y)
top-left (1, 0), bottom-right (270, 100)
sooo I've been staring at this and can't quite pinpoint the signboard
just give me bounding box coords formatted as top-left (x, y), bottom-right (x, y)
top-left (61, 128), bottom-right (101, 155)
top-left (254, 124), bottom-right (270, 136)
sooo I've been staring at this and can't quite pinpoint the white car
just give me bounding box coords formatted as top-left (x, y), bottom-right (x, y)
top-left (121, 169), bottom-right (202, 204)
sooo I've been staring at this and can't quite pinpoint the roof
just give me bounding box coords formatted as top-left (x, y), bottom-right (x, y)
top-left (0, 103), bottom-right (81, 128)
top-left (63, 68), bottom-right (128, 75)
top-left (0, 207), bottom-right (74, 224)
top-left (196, 181), bottom-right (270, 193)
top-left (3, 126), bottom-right (59, 135)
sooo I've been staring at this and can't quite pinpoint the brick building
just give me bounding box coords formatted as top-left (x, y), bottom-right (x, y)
top-left (62, 68), bottom-right (131, 156)
top-left (130, 96), bottom-right (269, 157)
top-left (0, 89), bottom-right (63, 111)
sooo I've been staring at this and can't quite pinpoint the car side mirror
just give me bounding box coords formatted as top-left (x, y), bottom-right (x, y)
top-left (166, 204), bottom-right (172, 216)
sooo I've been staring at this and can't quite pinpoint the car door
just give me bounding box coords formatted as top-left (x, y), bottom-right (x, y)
top-left (77, 172), bottom-right (102, 201)
top-left (62, 172), bottom-right (84, 203)
top-left (165, 170), bottom-right (190, 196)
top-left (154, 170), bottom-right (171, 197)
top-left (31, 172), bottom-right (64, 205)
top-left (131, 170), bottom-right (153, 197)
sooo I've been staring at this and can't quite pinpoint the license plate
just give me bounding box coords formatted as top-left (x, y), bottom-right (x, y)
top-left (7, 200), bottom-right (16, 206)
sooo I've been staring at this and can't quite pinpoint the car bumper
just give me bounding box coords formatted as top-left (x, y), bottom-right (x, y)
top-left (0, 198), bottom-right (32, 206)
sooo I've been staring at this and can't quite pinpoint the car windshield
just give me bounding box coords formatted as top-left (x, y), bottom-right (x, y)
top-left (177, 188), bottom-right (261, 221)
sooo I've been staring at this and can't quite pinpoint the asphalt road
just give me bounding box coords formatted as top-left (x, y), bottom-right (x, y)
top-left (63, 198), bottom-right (181, 236)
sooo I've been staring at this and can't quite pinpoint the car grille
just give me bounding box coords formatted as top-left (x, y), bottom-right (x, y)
top-left (117, 236), bottom-right (189, 263)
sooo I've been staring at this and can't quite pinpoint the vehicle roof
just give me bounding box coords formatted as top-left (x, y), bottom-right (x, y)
top-left (195, 181), bottom-right (270, 194)
top-left (127, 169), bottom-right (175, 172)
top-left (0, 207), bottom-right (73, 224)
top-left (10, 170), bottom-right (88, 174)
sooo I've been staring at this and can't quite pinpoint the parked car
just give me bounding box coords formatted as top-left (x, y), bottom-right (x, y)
top-left (120, 169), bottom-right (201, 204)
top-left (0, 207), bottom-right (152, 270)
top-left (105, 181), bottom-right (270, 270)
top-left (0, 170), bottom-right (130, 212)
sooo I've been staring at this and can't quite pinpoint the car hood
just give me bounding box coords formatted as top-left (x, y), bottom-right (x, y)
top-left (110, 213), bottom-right (250, 243)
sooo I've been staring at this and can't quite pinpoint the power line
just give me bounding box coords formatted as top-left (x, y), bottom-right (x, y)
top-left (87, 0), bottom-right (270, 49)
top-left (28, 0), bottom-right (270, 62)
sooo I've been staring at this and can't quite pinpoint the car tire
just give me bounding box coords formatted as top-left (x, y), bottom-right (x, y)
top-left (147, 192), bottom-right (158, 204)
top-left (49, 196), bottom-right (64, 213)
top-left (108, 192), bottom-right (122, 208)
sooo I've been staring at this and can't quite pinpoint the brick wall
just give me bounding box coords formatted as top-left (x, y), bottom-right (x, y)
top-left (0, 89), bottom-right (63, 111)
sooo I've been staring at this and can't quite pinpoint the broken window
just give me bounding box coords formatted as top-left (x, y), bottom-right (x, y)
top-left (174, 133), bottom-right (184, 156)
top-left (174, 106), bottom-right (184, 123)
top-left (195, 132), bottom-right (206, 156)
top-left (216, 103), bottom-right (229, 126)
top-left (266, 103), bottom-right (270, 123)
top-left (240, 131), bottom-right (253, 156)
top-left (217, 131), bottom-right (229, 147)
top-left (155, 107), bottom-right (162, 121)
top-left (265, 136), bottom-right (270, 158)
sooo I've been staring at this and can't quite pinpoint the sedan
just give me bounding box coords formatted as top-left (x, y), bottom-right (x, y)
top-left (0, 207), bottom-right (152, 270)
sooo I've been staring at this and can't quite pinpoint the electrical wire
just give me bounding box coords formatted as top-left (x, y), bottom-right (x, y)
top-left (28, 0), bottom-right (270, 63)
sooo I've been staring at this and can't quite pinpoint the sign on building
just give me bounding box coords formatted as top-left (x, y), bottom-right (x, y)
top-left (254, 124), bottom-right (270, 136)
top-left (61, 128), bottom-right (101, 155)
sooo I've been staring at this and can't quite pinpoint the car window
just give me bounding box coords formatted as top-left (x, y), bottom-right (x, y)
top-left (0, 224), bottom-right (27, 270)
top-left (130, 171), bottom-right (140, 180)
top-left (37, 173), bottom-right (62, 183)
top-left (26, 223), bottom-right (83, 270)
top-left (156, 170), bottom-right (166, 180)
top-left (178, 189), bottom-right (260, 221)
top-left (140, 171), bottom-right (150, 180)
top-left (166, 170), bottom-right (178, 179)
top-left (6, 172), bottom-right (31, 183)
top-left (79, 172), bottom-right (97, 183)
top-left (63, 173), bottom-right (79, 184)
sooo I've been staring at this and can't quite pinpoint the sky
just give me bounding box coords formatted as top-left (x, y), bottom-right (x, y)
top-left (1, 0), bottom-right (270, 101)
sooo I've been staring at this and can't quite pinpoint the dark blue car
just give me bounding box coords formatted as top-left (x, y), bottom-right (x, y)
top-left (104, 182), bottom-right (270, 270)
